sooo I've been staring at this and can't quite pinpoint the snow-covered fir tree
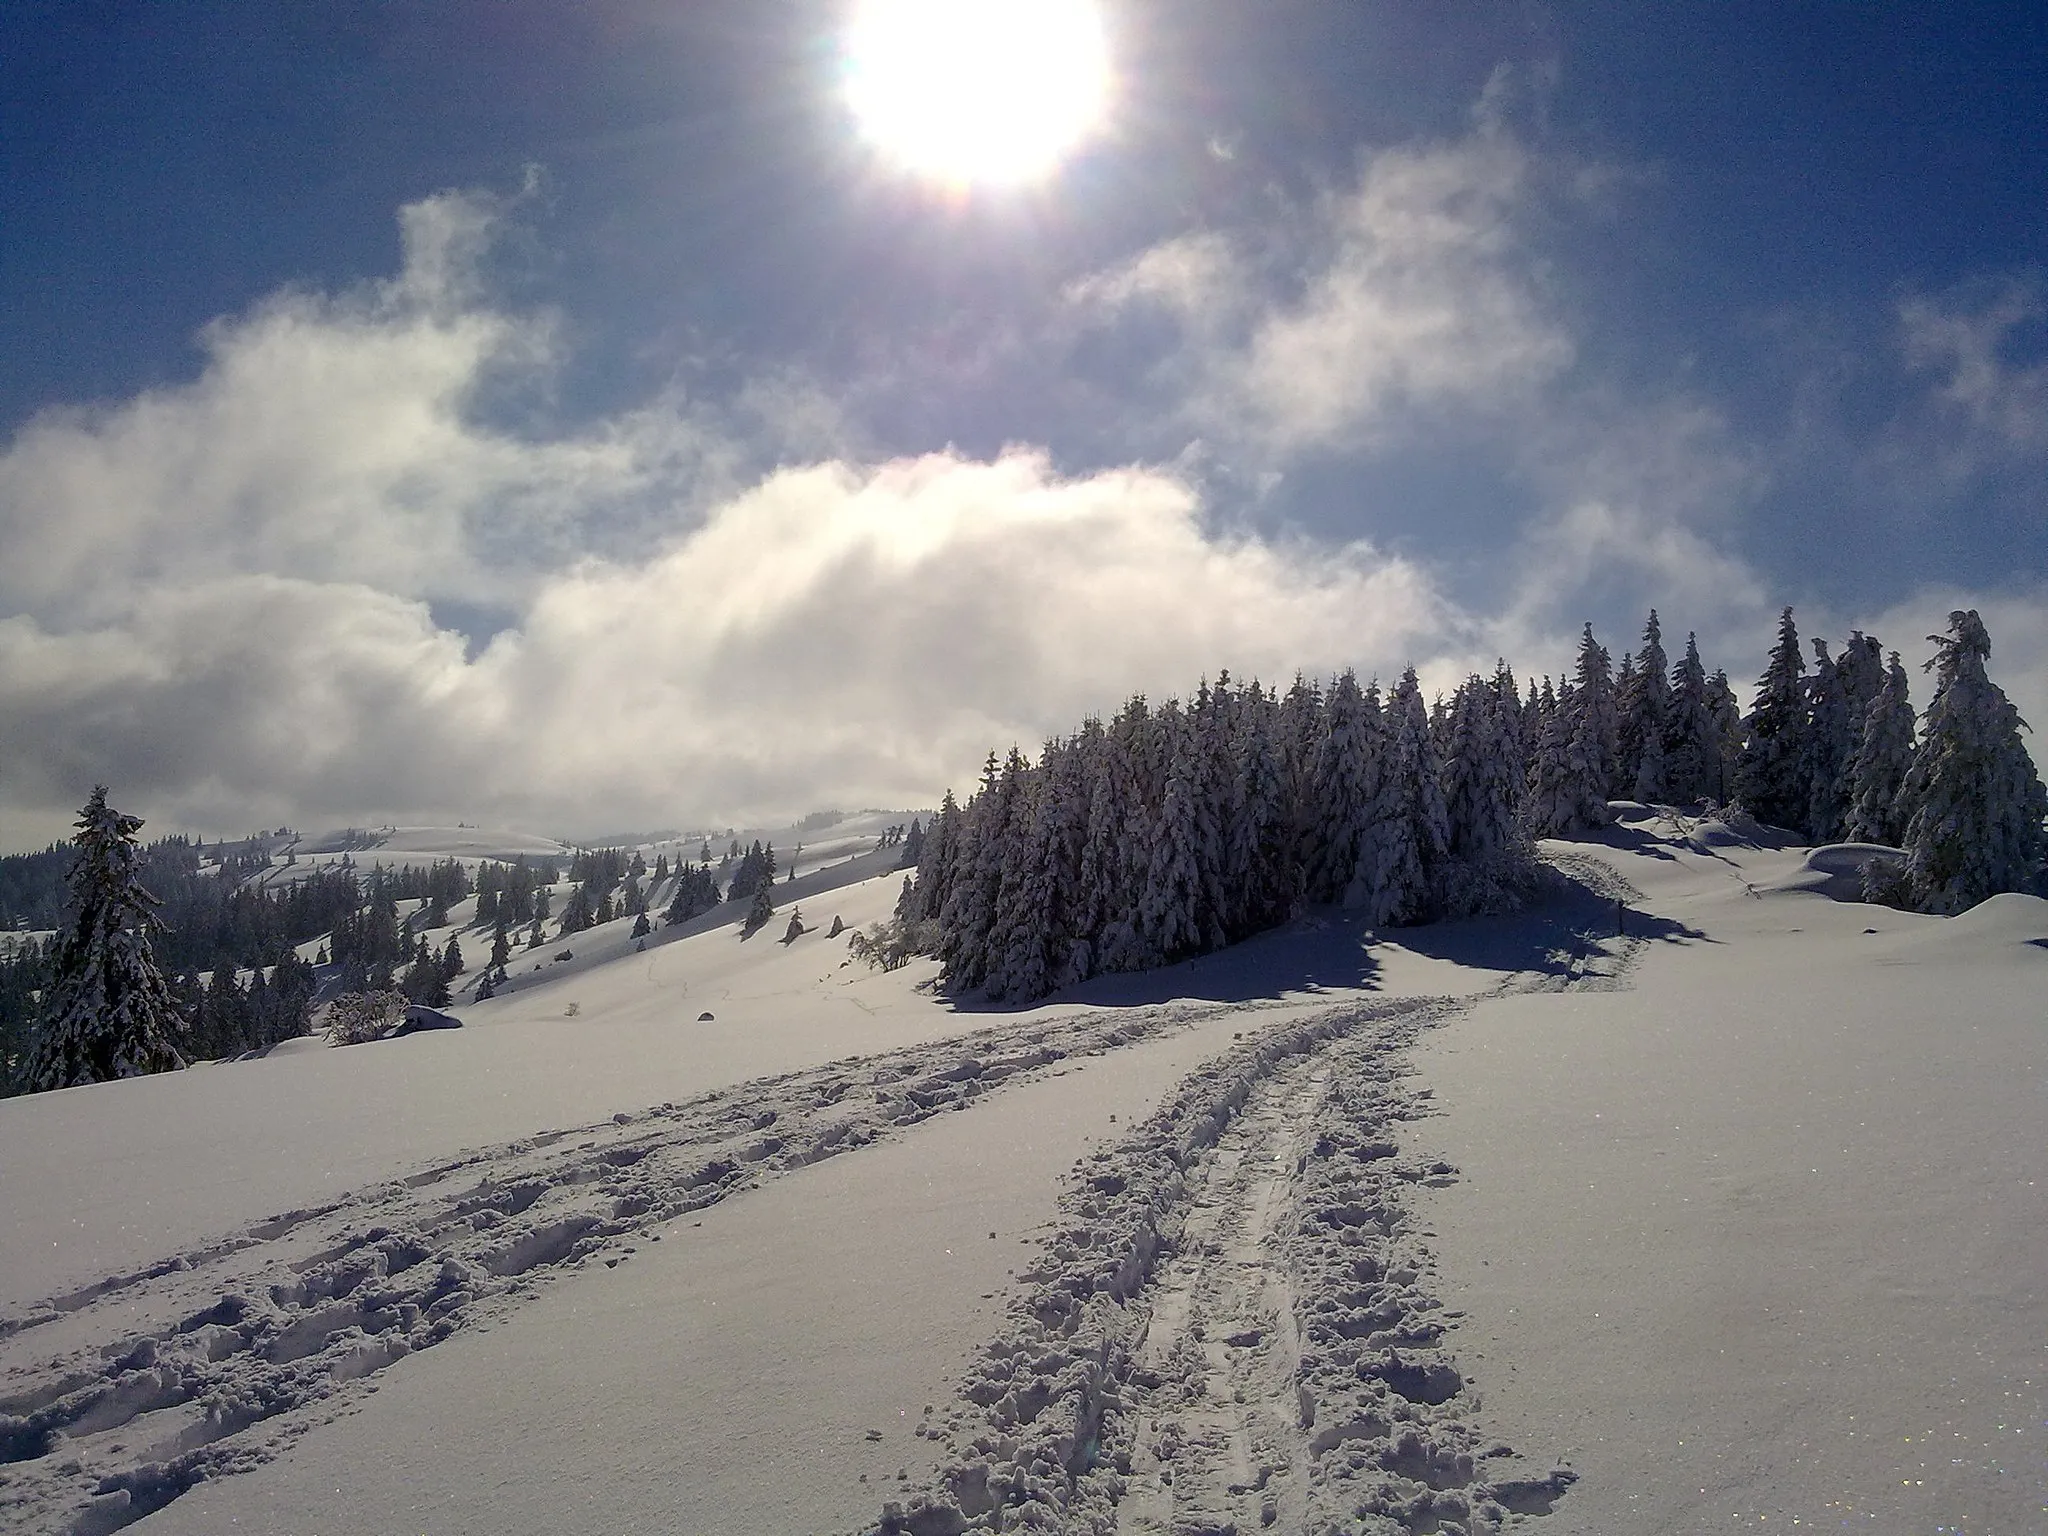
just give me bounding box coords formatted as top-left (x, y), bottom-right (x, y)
top-left (1664, 633), bottom-right (1719, 804)
top-left (1308, 671), bottom-right (1383, 906)
top-left (26, 787), bottom-right (187, 1090)
top-left (1571, 623), bottom-right (1620, 804)
top-left (1802, 637), bottom-right (1857, 843)
top-left (744, 879), bottom-right (775, 936)
top-left (938, 750), bottom-right (1026, 991)
top-left (1896, 610), bottom-right (2048, 912)
top-left (1229, 681), bottom-right (1292, 933)
top-left (1437, 675), bottom-right (1536, 915)
top-left (1836, 631), bottom-right (1886, 726)
top-left (1136, 707), bottom-right (1211, 963)
top-left (1705, 669), bottom-right (1744, 802)
top-left (1355, 668), bottom-right (1449, 925)
top-left (1737, 607), bottom-right (1811, 832)
top-left (1095, 698), bottom-right (1162, 974)
top-left (1523, 635), bottom-right (1618, 838)
top-left (1490, 660), bottom-right (1527, 797)
top-left (1617, 611), bottom-right (1672, 801)
top-left (1845, 651), bottom-right (1915, 846)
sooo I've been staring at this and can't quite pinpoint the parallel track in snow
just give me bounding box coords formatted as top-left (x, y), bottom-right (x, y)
top-left (0, 997), bottom-right (1265, 1536)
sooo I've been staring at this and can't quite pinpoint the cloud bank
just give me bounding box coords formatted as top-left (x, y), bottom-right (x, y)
top-left (0, 195), bottom-right (1473, 845)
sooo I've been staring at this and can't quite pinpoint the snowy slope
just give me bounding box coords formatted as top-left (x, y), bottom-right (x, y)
top-left (1, 816), bottom-right (2042, 1536)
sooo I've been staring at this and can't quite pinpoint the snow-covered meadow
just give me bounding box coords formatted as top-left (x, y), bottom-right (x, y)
top-left (1, 813), bottom-right (2042, 1535)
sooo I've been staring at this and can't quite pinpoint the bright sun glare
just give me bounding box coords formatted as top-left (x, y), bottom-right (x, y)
top-left (844, 0), bottom-right (1111, 186)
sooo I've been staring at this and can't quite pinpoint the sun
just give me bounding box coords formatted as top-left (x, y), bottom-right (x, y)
top-left (843, 0), bottom-right (1111, 186)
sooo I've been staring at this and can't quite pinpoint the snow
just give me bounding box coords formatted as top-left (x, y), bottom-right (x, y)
top-left (1, 814), bottom-right (2042, 1535)
top-left (1410, 821), bottom-right (2047, 1533)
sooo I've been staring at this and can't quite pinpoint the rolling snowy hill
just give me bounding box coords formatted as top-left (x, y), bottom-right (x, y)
top-left (0, 813), bottom-right (2041, 1535)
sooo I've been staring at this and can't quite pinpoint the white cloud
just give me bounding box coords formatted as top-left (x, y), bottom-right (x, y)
top-left (0, 448), bottom-right (1463, 846)
top-left (0, 192), bottom-right (845, 626)
top-left (1897, 276), bottom-right (2048, 460)
top-left (1072, 127), bottom-right (1572, 455)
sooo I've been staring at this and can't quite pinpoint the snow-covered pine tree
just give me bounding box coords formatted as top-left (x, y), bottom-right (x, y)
top-left (1040, 735), bottom-right (1094, 988)
top-left (938, 750), bottom-right (1026, 991)
top-left (557, 883), bottom-right (593, 937)
top-left (25, 787), bottom-right (187, 1090)
top-left (1572, 623), bottom-right (1620, 802)
top-left (745, 879), bottom-right (775, 936)
top-left (1068, 720), bottom-right (1121, 974)
top-left (1845, 651), bottom-right (1915, 846)
top-left (1355, 668), bottom-right (1449, 924)
top-left (1490, 659), bottom-right (1527, 809)
top-left (1094, 697), bottom-right (1163, 974)
top-left (1186, 680), bottom-right (1233, 950)
top-left (986, 748), bottom-right (1060, 1002)
top-left (1617, 611), bottom-right (1672, 801)
top-left (1706, 669), bottom-right (1743, 803)
top-left (1523, 681), bottom-right (1573, 836)
top-left (897, 816), bottom-right (925, 870)
top-left (1613, 653), bottom-right (1643, 796)
top-left (897, 790), bottom-right (961, 924)
top-left (1437, 675), bottom-right (1533, 915)
top-left (1137, 705), bottom-right (1208, 964)
top-left (1664, 632), bottom-right (1718, 805)
top-left (1802, 637), bottom-right (1857, 843)
top-left (1836, 631), bottom-right (1886, 728)
top-left (1736, 607), bottom-right (1811, 832)
top-left (1309, 670), bottom-right (1382, 905)
top-left (1896, 610), bottom-right (2048, 913)
top-left (1277, 674), bottom-right (1325, 904)
top-left (1229, 681), bottom-right (1291, 936)
top-left (1521, 675), bottom-right (1550, 778)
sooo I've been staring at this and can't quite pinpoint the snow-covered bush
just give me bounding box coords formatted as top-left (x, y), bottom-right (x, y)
top-left (1857, 855), bottom-right (1914, 910)
top-left (322, 989), bottom-right (408, 1046)
top-left (848, 918), bottom-right (939, 972)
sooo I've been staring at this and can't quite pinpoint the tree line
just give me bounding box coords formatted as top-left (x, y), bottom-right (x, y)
top-left (3, 607), bottom-right (2039, 1092)
top-left (894, 608), bottom-right (2044, 1004)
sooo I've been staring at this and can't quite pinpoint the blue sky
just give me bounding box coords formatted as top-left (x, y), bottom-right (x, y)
top-left (2, 1), bottom-right (2043, 846)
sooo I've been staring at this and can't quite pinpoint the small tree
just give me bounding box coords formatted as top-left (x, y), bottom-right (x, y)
top-left (324, 989), bottom-right (409, 1045)
top-left (1845, 651), bottom-right (1915, 846)
top-left (743, 880), bottom-right (775, 938)
top-left (1737, 607), bottom-right (1810, 832)
top-left (26, 787), bottom-right (187, 1090)
top-left (1897, 611), bottom-right (2048, 912)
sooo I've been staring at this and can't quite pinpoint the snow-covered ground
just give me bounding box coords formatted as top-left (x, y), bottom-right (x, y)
top-left (1, 815), bottom-right (2041, 1535)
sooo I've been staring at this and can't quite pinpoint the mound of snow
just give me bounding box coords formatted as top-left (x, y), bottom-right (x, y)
top-left (1757, 842), bottom-right (1907, 902)
top-left (1871, 890), bottom-right (2048, 964)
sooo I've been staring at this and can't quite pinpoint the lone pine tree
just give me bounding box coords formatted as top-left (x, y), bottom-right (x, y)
top-left (26, 787), bottom-right (187, 1090)
top-left (1898, 610), bottom-right (2048, 913)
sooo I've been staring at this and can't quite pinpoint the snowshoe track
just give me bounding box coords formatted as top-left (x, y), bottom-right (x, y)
top-left (0, 998), bottom-right (1246, 1536)
top-left (867, 993), bottom-right (1582, 1536)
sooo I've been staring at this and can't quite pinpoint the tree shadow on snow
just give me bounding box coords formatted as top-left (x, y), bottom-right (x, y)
top-left (1388, 859), bottom-right (1713, 979)
top-left (952, 860), bottom-right (1714, 1014)
top-left (1027, 918), bottom-right (1388, 1011)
